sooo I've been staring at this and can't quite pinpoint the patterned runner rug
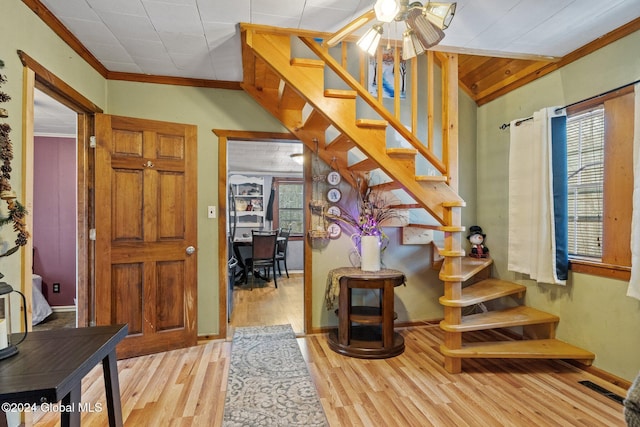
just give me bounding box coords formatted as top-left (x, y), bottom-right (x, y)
top-left (223, 324), bottom-right (329, 426)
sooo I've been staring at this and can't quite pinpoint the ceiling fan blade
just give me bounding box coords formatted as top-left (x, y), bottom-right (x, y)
top-left (406, 7), bottom-right (445, 49)
top-left (323, 9), bottom-right (377, 48)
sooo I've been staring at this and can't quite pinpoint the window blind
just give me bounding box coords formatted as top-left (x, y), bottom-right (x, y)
top-left (566, 108), bottom-right (604, 258)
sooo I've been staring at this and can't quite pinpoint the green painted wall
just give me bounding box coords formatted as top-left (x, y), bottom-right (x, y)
top-left (1, 1), bottom-right (106, 294)
top-left (476, 30), bottom-right (640, 381)
top-left (105, 81), bottom-right (285, 335)
top-left (12, 0), bottom-right (638, 383)
top-left (4, 0), bottom-right (479, 338)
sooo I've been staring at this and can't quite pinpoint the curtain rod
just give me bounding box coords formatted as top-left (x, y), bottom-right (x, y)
top-left (499, 78), bottom-right (640, 130)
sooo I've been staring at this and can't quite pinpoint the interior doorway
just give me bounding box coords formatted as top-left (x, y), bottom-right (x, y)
top-left (215, 130), bottom-right (312, 339)
top-left (227, 139), bottom-right (305, 335)
top-left (19, 50), bottom-right (102, 330)
top-left (31, 89), bottom-right (78, 331)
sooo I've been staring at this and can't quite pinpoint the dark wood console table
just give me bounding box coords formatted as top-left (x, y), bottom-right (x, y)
top-left (326, 268), bottom-right (405, 359)
top-left (0, 324), bottom-right (128, 427)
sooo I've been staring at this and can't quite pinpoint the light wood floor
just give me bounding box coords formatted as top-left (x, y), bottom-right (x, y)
top-left (228, 272), bottom-right (304, 336)
top-left (30, 273), bottom-right (629, 425)
top-left (31, 325), bottom-right (628, 426)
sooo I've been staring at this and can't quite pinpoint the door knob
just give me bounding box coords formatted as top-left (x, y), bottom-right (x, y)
top-left (186, 246), bottom-right (196, 255)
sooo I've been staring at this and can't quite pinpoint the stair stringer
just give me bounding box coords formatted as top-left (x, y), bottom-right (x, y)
top-left (243, 31), bottom-right (463, 225)
top-left (240, 26), bottom-right (472, 373)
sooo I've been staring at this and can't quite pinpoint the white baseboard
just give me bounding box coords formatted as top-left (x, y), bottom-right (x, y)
top-left (51, 305), bottom-right (76, 313)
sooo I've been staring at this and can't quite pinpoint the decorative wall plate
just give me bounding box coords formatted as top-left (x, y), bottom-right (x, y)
top-left (327, 205), bottom-right (341, 217)
top-left (327, 188), bottom-right (342, 203)
top-left (327, 223), bottom-right (342, 239)
top-left (327, 171), bottom-right (341, 186)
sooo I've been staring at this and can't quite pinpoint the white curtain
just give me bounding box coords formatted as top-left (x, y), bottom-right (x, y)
top-left (508, 107), bottom-right (567, 285)
top-left (628, 83), bottom-right (640, 300)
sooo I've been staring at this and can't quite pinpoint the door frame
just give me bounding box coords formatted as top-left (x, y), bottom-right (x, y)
top-left (214, 129), bottom-right (312, 338)
top-left (19, 50), bottom-right (102, 328)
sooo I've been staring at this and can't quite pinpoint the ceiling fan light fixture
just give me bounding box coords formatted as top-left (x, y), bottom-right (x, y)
top-left (374, 0), bottom-right (401, 23)
top-left (424, 2), bottom-right (456, 29)
top-left (357, 24), bottom-right (383, 55)
top-left (406, 6), bottom-right (445, 49)
top-left (402, 29), bottom-right (425, 60)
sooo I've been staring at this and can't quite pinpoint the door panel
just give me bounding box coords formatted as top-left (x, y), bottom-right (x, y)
top-left (112, 263), bottom-right (144, 335)
top-left (158, 172), bottom-right (185, 239)
top-left (157, 261), bottom-right (185, 331)
top-left (95, 114), bottom-right (197, 359)
top-left (113, 170), bottom-right (144, 240)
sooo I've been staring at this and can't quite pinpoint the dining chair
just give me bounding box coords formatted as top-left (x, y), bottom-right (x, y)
top-left (276, 227), bottom-right (291, 278)
top-left (244, 230), bottom-right (278, 290)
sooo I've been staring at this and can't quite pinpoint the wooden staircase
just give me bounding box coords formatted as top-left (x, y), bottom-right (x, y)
top-left (436, 254), bottom-right (594, 366)
top-left (239, 24), bottom-right (594, 373)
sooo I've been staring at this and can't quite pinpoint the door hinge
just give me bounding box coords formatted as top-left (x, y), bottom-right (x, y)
top-left (89, 228), bottom-right (96, 241)
top-left (89, 136), bottom-right (96, 148)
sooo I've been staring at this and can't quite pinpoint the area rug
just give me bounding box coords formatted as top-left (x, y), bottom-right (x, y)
top-left (223, 324), bottom-right (329, 426)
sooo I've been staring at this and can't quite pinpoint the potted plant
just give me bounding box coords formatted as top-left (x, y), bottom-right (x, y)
top-left (326, 173), bottom-right (397, 271)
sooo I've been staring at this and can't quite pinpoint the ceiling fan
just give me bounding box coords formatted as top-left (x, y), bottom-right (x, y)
top-left (323, 0), bottom-right (456, 60)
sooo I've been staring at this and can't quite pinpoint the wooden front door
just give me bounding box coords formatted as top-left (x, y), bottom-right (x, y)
top-left (95, 114), bottom-right (197, 359)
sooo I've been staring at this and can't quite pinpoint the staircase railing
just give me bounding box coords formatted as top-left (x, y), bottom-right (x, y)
top-left (241, 24), bottom-right (467, 372)
top-left (300, 37), bottom-right (447, 175)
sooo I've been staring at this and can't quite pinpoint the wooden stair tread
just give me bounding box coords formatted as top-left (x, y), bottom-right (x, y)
top-left (438, 225), bottom-right (466, 232)
top-left (403, 222), bottom-right (438, 228)
top-left (355, 118), bottom-right (388, 129)
top-left (439, 250), bottom-right (466, 257)
top-left (440, 256), bottom-right (493, 282)
top-left (369, 181), bottom-right (401, 191)
top-left (387, 147), bottom-right (417, 158)
top-left (290, 58), bottom-right (324, 68)
top-left (349, 158), bottom-right (378, 172)
top-left (439, 279), bottom-right (526, 307)
top-left (416, 175), bottom-right (448, 182)
top-left (440, 306), bottom-right (559, 332)
top-left (303, 109), bottom-right (330, 131)
top-left (326, 134), bottom-right (354, 151)
top-left (440, 339), bottom-right (594, 362)
top-left (324, 89), bottom-right (357, 99)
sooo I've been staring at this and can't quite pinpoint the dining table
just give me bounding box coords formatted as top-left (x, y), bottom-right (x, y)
top-left (231, 235), bottom-right (284, 285)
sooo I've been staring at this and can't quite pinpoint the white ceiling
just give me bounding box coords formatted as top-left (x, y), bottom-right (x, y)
top-left (38, 0), bottom-right (640, 82)
top-left (34, 89), bottom-right (77, 137)
top-left (32, 0), bottom-right (640, 136)
top-left (228, 140), bottom-right (303, 174)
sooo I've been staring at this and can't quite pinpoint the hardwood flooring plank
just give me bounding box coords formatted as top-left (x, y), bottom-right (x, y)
top-left (30, 279), bottom-right (627, 427)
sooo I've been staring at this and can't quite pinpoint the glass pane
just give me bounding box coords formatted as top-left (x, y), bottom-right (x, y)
top-left (278, 182), bottom-right (304, 234)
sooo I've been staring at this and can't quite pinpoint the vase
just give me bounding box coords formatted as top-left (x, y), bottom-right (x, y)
top-left (360, 235), bottom-right (381, 272)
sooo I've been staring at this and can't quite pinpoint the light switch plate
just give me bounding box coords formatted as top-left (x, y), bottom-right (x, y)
top-left (208, 206), bottom-right (216, 219)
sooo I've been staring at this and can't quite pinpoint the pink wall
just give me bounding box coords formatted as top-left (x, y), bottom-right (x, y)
top-left (33, 136), bottom-right (76, 306)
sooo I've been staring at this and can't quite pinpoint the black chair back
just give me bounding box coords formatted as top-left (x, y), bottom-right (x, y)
top-left (277, 227), bottom-right (291, 255)
top-left (251, 231), bottom-right (278, 262)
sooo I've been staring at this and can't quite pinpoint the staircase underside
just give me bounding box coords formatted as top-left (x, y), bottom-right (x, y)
top-left (239, 24), bottom-right (595, 372)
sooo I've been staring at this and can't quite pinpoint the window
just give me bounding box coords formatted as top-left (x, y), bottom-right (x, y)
top-left (273, 178), bottom-right (304, 236)
top-left (567, 109), bottom-right (604, 258)
top-left (566, 88), bottom-right (634, 280)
